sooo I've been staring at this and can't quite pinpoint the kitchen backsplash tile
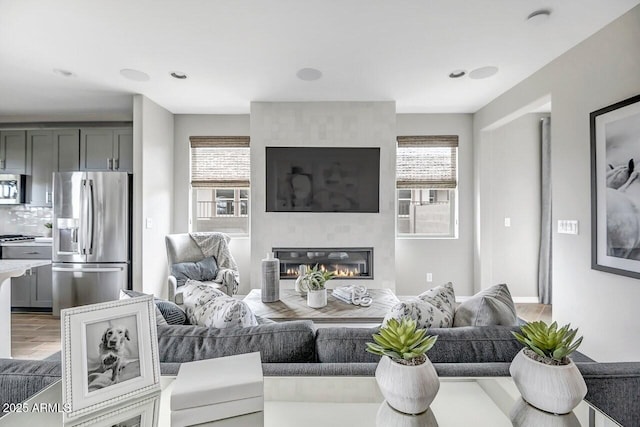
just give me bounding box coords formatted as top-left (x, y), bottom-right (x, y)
top-left (0, 205), bottom-right (53, 236)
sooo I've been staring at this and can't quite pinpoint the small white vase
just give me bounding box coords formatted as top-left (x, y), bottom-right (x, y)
top-left (509, 349), bottom-right (587, 415)
top-left (375, 355), bottom-right (440, 415)
top-left (376, 401), bottom-right (439, 427)
top-left (307, 289), bottom-right (327, 308)
top-left (43, 228), bottom-right (52, 238)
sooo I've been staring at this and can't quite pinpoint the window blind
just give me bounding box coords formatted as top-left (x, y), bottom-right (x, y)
top-left (396, 135), bottom-right (458, 189)
top-left (190, 136), bottom-right (250, 188)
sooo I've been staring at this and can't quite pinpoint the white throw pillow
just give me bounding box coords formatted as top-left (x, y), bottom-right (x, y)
top-left (181, 280), bottom-right (258, 328)
top-left (383, 282), bottom-right (456, 329)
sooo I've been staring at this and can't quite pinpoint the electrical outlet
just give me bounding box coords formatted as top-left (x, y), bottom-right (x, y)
top-left (504, 217), bottom-right (511, 227)
top-left (426, 273), bottom-right (433, 282)
top-left (145, 218), bottom-right (153, 229)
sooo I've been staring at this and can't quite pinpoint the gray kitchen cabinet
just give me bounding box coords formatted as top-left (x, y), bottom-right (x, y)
top-left (0, 130), bottom-right (27, 174)
top-left (7, 245), bottom-right (53, 310)
top-left (26, 129), bottom-right (80, 206)
top-left (55, 129), bottom-right (80, 172)
top-left (80, 128), bottom-right (133, 172)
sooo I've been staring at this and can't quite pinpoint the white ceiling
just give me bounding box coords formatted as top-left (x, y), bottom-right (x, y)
top-left (1, 0), bottom-right (638, 118)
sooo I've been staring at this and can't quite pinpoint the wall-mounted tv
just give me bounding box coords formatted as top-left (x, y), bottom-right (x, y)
top-left (266, 147), bottom-right (380, 213)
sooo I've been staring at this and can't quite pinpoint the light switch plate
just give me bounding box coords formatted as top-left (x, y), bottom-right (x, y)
top-left (504, 217), bottom-right (511, 227)
top-left (558, 220), bottom-right (579, 235)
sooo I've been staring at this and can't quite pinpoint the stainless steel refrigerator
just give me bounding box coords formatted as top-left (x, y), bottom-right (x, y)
top-left (52, 172), bottom-right (130, 316)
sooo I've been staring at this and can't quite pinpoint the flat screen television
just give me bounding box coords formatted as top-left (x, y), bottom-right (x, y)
top-left (265, 147), bottom-right (380, 213)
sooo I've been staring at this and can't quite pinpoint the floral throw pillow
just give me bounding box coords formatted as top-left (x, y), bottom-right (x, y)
top-left (181, 280), bottom-right (257, 328)
top-left (383, 282), bottom-right (457, 329)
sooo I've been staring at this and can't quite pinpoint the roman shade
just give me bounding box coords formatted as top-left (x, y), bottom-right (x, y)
top-left (190, 136), bottom-right (250, 188)
top-left (396, 135), bottom-right (458, 189)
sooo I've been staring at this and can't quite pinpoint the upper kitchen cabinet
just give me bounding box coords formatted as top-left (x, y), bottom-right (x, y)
top-left (80, 128), bottom-right (133, 172)
top-left (0, 131), bottom-right (27, 174)
top-left (26, 129), bottom-right (80, 206)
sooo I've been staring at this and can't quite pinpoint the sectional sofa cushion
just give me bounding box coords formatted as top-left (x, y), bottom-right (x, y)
top-left (315, 325), bottom-right (523, 364)
top-left (182, 280), bottom-right (257, 328)
top-left (0, 359), bottom-right (62, 410)
top-left (171, 256), bottom-right (218, 288)
top-left (383, 282), bottom-right (456, 329)
top-left (453, 283), bottom-right (518, 327)
top-left (156, 321), bottom-right (317, 363)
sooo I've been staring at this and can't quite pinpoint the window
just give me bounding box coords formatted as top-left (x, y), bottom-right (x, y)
top-left (396, 135), bottom-right (458, 238)
top-left (190, 136), bottom-right (250, 235)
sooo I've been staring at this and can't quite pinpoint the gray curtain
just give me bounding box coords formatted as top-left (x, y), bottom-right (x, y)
top-left (538, 117), bottom-right (552, 304)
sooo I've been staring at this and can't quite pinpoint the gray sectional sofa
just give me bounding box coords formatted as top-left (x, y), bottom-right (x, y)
top-left (1, 321), bottom-right (639, 426)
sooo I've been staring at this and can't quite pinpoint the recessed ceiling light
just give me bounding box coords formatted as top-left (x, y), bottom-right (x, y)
top-left (119, 68), bottom-right (150, 82)
top-left (527, 9), bottom-right (552, 24)
top-left (170, 71), bottom-right (187, 79)
top-left (449, 70), bottom-right (466, 79)
top-left (469, 66), bottom-right (499, 80)
top-left (296, 68), bottom-right (322, 81)
top-left (53, 68), bottom-right (75, 77)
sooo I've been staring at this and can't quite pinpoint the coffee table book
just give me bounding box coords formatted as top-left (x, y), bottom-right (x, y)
top-left (170, 352), bottom-right (264, 426)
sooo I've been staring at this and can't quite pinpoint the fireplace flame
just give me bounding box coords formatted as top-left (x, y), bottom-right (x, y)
top-left (285, 264), bottom-right (361, 277)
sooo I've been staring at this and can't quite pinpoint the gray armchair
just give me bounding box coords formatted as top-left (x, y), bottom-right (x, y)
top-left (165, 232), bottom-right (240, 302)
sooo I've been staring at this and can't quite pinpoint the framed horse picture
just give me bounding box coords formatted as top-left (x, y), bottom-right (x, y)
top-left (590, 94), bottom-right (640, 278)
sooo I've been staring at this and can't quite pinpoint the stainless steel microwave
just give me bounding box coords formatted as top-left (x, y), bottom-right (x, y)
top-left (0, 174), bottom-right (26, 204)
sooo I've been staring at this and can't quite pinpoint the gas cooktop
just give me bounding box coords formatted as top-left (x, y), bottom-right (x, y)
top-left (0, 235), bottom-right (36, 242)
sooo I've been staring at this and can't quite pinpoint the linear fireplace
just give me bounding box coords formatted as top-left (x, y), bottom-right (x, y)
top-left (273, 247), bottom-right (373, 280)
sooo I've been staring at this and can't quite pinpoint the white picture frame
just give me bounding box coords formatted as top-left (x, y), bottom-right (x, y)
top-left (61, 296), bottom-right (161, 420)
top-left (64, 392), bottom-right (160, 427)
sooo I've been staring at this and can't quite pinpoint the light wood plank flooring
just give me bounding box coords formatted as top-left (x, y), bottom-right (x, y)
top-left (10, 304), bottom-right (552, 360)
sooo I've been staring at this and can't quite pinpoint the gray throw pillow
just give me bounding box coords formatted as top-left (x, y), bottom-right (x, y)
top-left (120, 289), bottom-right (187, 325)
top-left (171, 257), bottom-right (218, 288)
top-left (453, 283), bottom-right (517, 327)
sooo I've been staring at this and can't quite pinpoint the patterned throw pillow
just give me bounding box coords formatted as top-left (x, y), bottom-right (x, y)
top-left (383, 282), bottom-right (456, 329)
top-left (453, 283), bottom-right (517, 327)
top-left (181, 280), bottom-right (258, 328)
top-left (119, 289), bottom-right (168, 326)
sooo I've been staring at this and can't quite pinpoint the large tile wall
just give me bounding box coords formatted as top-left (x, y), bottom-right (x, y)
top-left (250, 102), bottom-right (397, 290)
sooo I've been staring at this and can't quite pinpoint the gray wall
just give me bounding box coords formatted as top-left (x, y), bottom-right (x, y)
top-left (250, 102), bottom-right (397, 290)
top-left (484, 113), bottom-right (546, 299)
top-left (395, 114), bottom-right (474, 296)
top-left (133, 95), bottom-right (174, 298)
top-left (474, 5), bottom-right (640, 361)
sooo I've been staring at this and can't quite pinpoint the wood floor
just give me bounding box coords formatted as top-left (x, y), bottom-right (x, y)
top-left (10, 304), bottom-right (552, 360)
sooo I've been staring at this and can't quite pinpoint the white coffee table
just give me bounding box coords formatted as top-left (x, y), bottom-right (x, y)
top-left (0, 376), bottom-right (620, 426)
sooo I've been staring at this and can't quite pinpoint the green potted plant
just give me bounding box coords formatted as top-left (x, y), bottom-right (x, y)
top-left (43, 222), bottom-right (53, 238)
top-left (366, 317), bottom-right (439, 415)
top-left (301, 264), bottom-right (335, 308)
top-left (510, 321), bottom-right (587, 414)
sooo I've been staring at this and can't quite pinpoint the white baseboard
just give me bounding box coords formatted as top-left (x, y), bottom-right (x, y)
top-left (512, 297), bottom-right (540, 304)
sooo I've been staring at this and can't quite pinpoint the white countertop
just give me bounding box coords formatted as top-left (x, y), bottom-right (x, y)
top-left (0, 259), bottom-right (50, 273)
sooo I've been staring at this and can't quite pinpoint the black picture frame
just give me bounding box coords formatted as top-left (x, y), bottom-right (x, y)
top-left (590, 94), bottom-right (640, 279)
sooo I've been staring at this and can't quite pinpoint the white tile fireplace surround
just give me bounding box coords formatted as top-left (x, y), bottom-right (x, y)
top-left (250, 102), bottom-right (397, 290)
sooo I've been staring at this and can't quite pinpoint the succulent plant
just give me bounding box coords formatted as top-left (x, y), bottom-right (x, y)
top-left (366, 317), bottom-right (438, 365)
top-left (512, 321), bottom-right (583, 365)
top-left (44, 223), bottom-right (53, 229)
top-left (302, 264), bottom-right (335, 290)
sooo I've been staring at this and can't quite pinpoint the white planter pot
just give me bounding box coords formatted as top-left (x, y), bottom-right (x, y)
top-left (375, 355), bottom-right (440, 415)
top-left (509, 349), bottom-right (587, 415)
top-left (376, 402), bottom-right (439, 427)
top-left (307, 289), bottom-right (327, 308)
top-left (510, 398), bottom-right (581, 427)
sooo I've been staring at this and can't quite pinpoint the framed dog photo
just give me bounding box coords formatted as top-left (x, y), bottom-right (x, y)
top-left (64, 392), bottom-right (160, 427)
top-left (61, 295), bottom-right (161, 420)
top-left (591, 93), bottom-right (640, 278)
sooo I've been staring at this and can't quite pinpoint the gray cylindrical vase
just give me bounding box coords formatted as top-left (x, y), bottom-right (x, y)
top-left (261, 252), bottom-right (280, 302)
